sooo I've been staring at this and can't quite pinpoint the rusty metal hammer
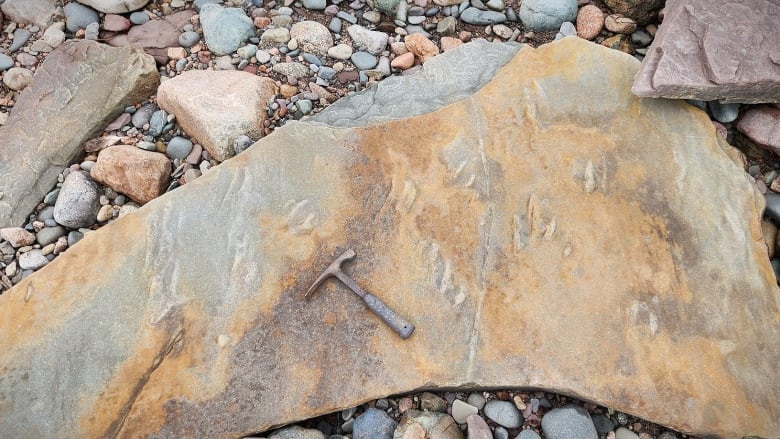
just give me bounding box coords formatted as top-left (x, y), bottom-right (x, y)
top-left (305, 249), bottom-right (415, 339)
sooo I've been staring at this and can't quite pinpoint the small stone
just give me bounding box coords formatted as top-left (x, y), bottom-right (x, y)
top-left (615, 427), bottom-right (639, 439)
top-left (601, 34), bottom-right (632, 53)
top-left (302, 0), bottom-right (327, 9)
top-left (604, 14), bottom-right (637, 34)
top-left (148, 110), bottom-right (168, 137)
top-left (405, 33), bottom-right (439, 63)
top-left (0, 54), bottom-right (13, 72)
top-left (419, 392), bottom-right (448, 413)
top-left (337, 11), bottom-right (358, 24)
top-left (200, 4), bottom-right (256, 56)
top-left (96, 204), bottom-right (114, 222)
top-left (451, 399), bottom-right (478, 424)
top-left (43, 24), bottom-right (66, 48)
top-left (398, 397), bottom-right (414, 413)
top-left (183, 168), bottom-right (202, 184)
top-left (483, 400), bottom-right (523, 428)
top-left (459, 7), bottom-right (507, 25)
top-left (327, 43), bottom-right (354, 60)
top-left (352, 408), bottom-right (396, 439)
top-left (36, 226), bottom-right (66, 246)
top-left (103, 13), bottom-right (131, 31)
top-left (67, 231), bottom-right (84, 247)
top-left (436, 15), bottom-right (458, 34)
top-left (363, 10), bottom-right (381, 23)
top-left (179, 31), bottom-right (201, 48)
top-left (347, 25), bottom-right (389, 54)
top-left (707, 101), bottom-right (740, 124)
top-left (351, 51), bottom-right (378, 70)
top-left (540, 404), bottom-right (598, 439)
top-left (9, 29), bottom-right (31, 53)
top-left (296, 99), bottom-right (313, 115)
top-left (269, 425), bottom-right (326, 439)
top-left (465, 414), bottom-right (491, 439)
top-left (440, 36), bottom-right (463, 51)
top-left (591, 414), bottom-right (615, 434)
top-left (391, 52), bottom-right (415, 69)
top-left (18, 249), bottom-right (49, 270)
top-left (53, 171), bottom-right (101, 229)
top-left (63, 3), bottom-right (99, 33)
top-left (129, 11), bottom-right (149, 24)
top-left (576, 4), bottom-right (604, 40)
top-left (91, 145), bottom-right (171, 205)
top-left (261, 28), bottom-right (291, 44)
top-left (518, 0), bottom-right (577, 31)
top-left (466, 393), bottom-right (486, 410)
top-left (3, 67), bottom-right (34, 91)
top-left (290, 21), bottom-right (334, 57)
top-left (167, 137), bottom-right (194, 160)
top-left (233, 135), bottom-right (254, 155)
top-left (517, 430), bottom-right (542, 439)
top-left (492, 24), bottom-right (513, 39)
top-left (0, 227), bottom-right (36, 248)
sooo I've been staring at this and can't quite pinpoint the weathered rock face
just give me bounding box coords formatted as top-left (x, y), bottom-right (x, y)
top-left (156, 70), bottom-right (278, 162)
top-left (0, 41), bottom-right (159, 228)
top-left (632, 0), bottom-right (780, 103)
top-left (0, 37), bottom-right (778, 439)
top-left (0, 0), bottom-right (58, 27)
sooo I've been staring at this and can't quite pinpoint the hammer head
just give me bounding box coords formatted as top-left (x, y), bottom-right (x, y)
top-left (304, 249), bottom-right (356, 299)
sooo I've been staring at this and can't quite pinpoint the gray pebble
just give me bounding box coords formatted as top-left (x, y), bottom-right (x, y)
top-left (483, 400), bottom-right (522, 428)
top-left (471, 0), bottom-right (486, 9)
top-left (707, 100), bottom-right (740, 124)
top-left (408, 6), bottom-right (425, 15)
top-left (559, 21), bottom-right (576, 36)
top-left (407, 15), bottom-right (426, 24)
top-left (129, 11), bottom-right (150, 25)
top-left (85, 22), bottom-right (99, 40)
top-left (36, 226), bottom-right (66, 246)
top-left (10, 29), bottom-right (31, 52)
top-left (0, 54), bottom-right (13, 72)
top-left (193, 0), bottom-right (221, 10)
top-left (631, 29), bottom-right (652, 47)
top-left (375, 56), bottom-right (391, 77)
top-left (425, 7), bottom-right (439, 16)
top-left (234, 135), bottom-right (253, 154)
top-left (493, 426), bottom-right (509, 439)
top-left (302, 53), bottom-right (322, 65)
top-left (518, 0), bottom-right (577, 31)
top-left (505, 6), bottom-right (517, 21)
top-left (540, 404), bottom-right (597, 439)
top-left (303, 0), bottom-right (327, 9)
top-left (179, 31), bottom-right (201, 48)
top-left (137, 141), bottom-right (157, 151)
top-left (318, 66), bottom-right (337, 80)
top-left (352, 408), bottom-right (396, 439)
top-left (591, 414), bottom-right (615, 434)
top-left (466, 393), bottom-right (486, 410)
top-left (175, 58), bottom-right (188, 72)
top-left (486, 0), bottom-right (504, 11)
top-left (64, 2), bottom-right (99, 32)
top-left (44, 188), bottom-right (60, 206)
top-left (329, 17), bottom-right (343, 33)
top-left (53, 171), bottom-right (100, 229)
top-left (132, 103), bottom-right (156, 129)
top-left (237, 44), bottom-right (258, 59)
top-left (517, 430), bottom-right (542, 439)
top-left (18, 249), bottom-right (49, 271)
top-left (336, 11), bottom-right (358, 24)
top-left (199, 4), bottom-right (255, 56)
top-left (148, 110), bottom-right (168, 137)
top-left (38, 206), bottom-right (55, 221)
top-left (166, 136), bottom-right (193, 159)
top-left (615, 427), bottom-right (639, 439)
top-left (459, 7), bottom-right (507, 25)
top-left (278, 6), bottom-right (294, 15)
top-left (114, 195), bottom-right (127, 206)
top-left (351, 51), bottom-right (377, 70)
top-left (297, 99), bottom-right (313, 115)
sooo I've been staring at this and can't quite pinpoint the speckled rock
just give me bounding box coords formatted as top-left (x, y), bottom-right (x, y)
top-left (53, 171), bottom-right (101, 229)
top-left (90, 145), bottom-right (171, 205)
top-left (290, 21), bottom-right (333, 57)
top-left (0, 38), bottom-right (777, 439)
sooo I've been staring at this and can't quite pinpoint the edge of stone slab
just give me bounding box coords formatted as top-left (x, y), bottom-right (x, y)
top-left (308, 39), bottom-right (522, 128)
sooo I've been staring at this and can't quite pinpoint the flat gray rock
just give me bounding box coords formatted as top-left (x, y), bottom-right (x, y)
top-left (0, 38), bottom-right (778, 439)
top-left (632, 0), bottom-right (780, 103)
top-left (0, 41), bottom-right (158, 228)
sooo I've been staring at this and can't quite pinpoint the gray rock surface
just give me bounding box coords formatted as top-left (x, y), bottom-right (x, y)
top-left (353, 408), bottom-right (396, 439)
top-left (269, 426), bottom-right (327, 439)
top-left (516, 430), bottom-right (541, 439)
top-left (64, 2), bottom-right (100, 32)
top-left (0, 38), bottom-right (777, 439)
top-left (0, 0), bottom-right (58, 27)
top-left (311, 40), bottom-right (519, 127)
top-left (540, 405), bottom-right (597, 439)
top-left (200, 4), bottom-right (255, 56)
top-left (53, 171), bottom-right (101, 229)
top-left (483, 400), bottom-right (522, 428)
top-left (518, 0), bottom-right (577, 31)
top-left (0, 41), bottom-right (159, 228)
top-left (632, 0), bottom-right (780, 103)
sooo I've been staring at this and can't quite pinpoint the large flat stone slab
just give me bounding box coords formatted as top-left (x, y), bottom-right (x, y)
top-left (632, 0), bottom-right (780, 103)
top-left (1, 37), bottom-right (778, 439)
top-left (0, 41), bottom-right (159, 228)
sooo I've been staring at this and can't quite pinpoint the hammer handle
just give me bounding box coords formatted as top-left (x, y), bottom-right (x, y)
top-left (363, 293), bottom-right (415, 339)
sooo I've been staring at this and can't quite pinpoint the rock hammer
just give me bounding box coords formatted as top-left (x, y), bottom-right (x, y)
top-left (304, 249), bottom-right (415, 339)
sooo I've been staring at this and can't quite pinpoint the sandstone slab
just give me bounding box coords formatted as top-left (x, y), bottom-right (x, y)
top-left (0, 41), bottom-right (159, 228)
top-left (156, 70), bottom-right (278, 161)
top-left (632, 0), bottom-right (780, 103)
top-left (0, 38), bottom-right (778, 439)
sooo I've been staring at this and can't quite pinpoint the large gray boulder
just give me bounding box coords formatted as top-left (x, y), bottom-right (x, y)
top-left (632, 0), bottom-right (780, 103)
top-left (0, 38), bottom-right (778, 439)
top-left (0, 41), bottom-right (159, 228)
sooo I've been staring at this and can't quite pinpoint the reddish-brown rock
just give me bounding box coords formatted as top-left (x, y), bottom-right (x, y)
top-left (604, 0), bottom-right (662, 24)
top-left (90, 145), bottom-right (171, 205)
top-left (576, 4), bottom-right (604, 40)
top-left (0, 227), bottom-right (35, 248)
top-left (440, 36), bottom-right (464, 52)
top-left (103, 14), bottom-right (131, 32)
top-left (391, 52), bottom-right (415, 70)
top-left (735, 105), bottom-right (780, 155)
top-left (405, 33), bottom-right (439, 63)
top-left (633, 0), bottom-right (780, 103)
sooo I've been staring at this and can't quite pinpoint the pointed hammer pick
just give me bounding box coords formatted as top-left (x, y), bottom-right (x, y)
top-left (305, 249), bottom-right (415, 339)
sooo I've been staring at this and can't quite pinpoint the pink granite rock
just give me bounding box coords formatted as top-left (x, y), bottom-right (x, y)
top-left (633, 0), bottom-right (780, 103)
